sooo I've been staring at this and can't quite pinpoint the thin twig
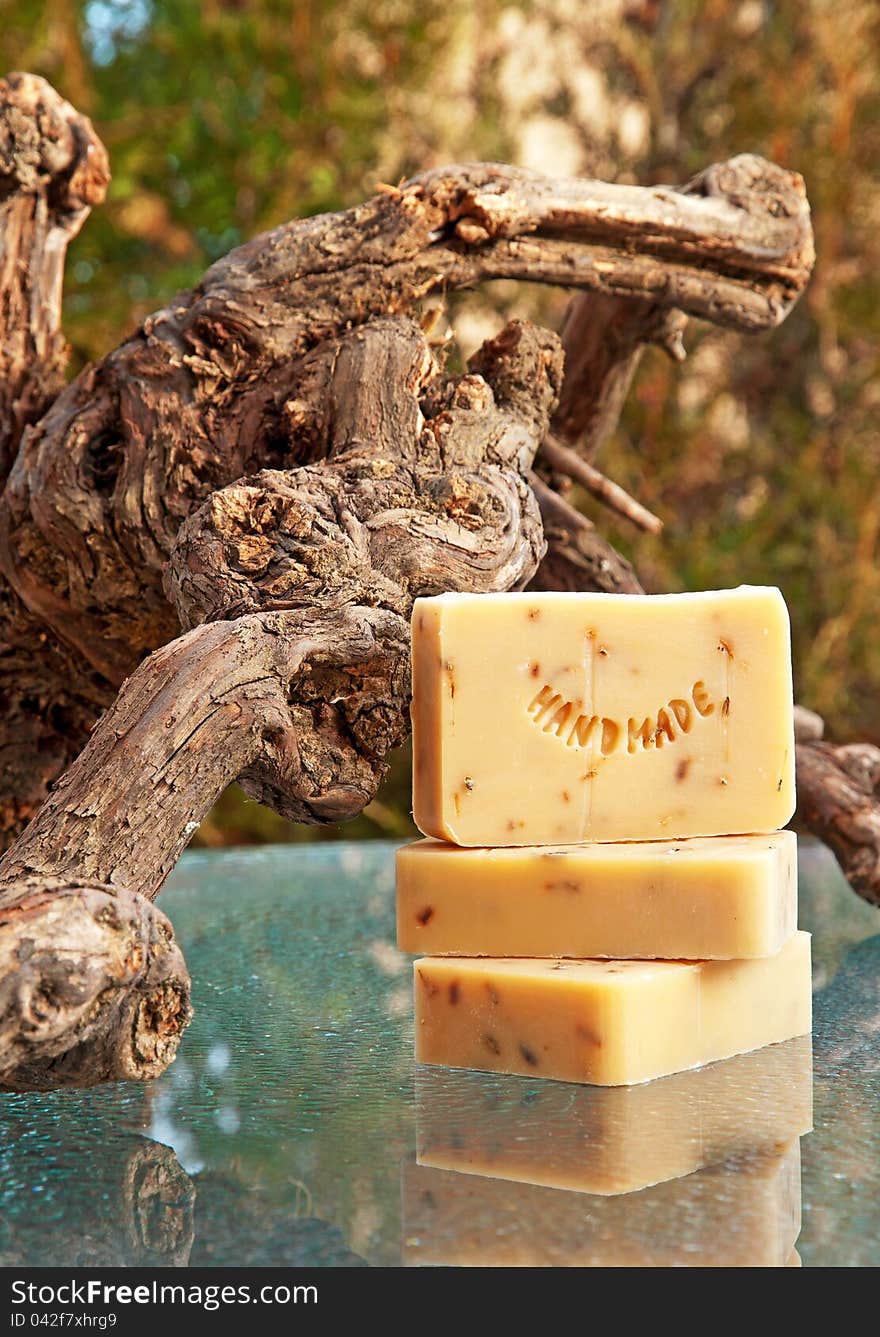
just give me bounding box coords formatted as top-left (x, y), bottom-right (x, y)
top-left (539, 434), bottom-right (664, 534)
top-left (528, 472), bottom-right (644, 594)
top-left (528, 472), bottom-right (595, 532)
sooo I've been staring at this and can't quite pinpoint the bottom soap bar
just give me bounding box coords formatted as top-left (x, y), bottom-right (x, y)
top-left (414, 931), bottom-right (811, 1086)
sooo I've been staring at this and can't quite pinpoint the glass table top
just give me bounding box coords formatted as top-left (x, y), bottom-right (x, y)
top-left (0, 839), bottom-right (878, 1267)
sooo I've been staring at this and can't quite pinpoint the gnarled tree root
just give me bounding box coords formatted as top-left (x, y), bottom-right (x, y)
top-left (2, 72), bottom-right (878, 1090)
top-left (0, 883), bottom-right (190, 1091)
top-left (0, 314), bottom-right (560, 1085)
top-left (0, 75), bottom-right (815, 835)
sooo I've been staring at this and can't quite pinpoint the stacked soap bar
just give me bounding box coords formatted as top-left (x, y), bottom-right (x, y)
top-left (411, 586), bottom-right (796, 845)
top-left (398, 831), bottom-right (797, 960)
top-left (413, 935), bottom-right (811, 1086)
top-left (400, 586), bottom-right (811, 1087)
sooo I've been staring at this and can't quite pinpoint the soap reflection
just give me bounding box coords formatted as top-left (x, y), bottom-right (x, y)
top-left (404, 1145), bottom-right (801, 1267)
top-left (404, 1037), bottom-right (812, 1267)
top-left (414, 1036), bottom-right (813, 1195)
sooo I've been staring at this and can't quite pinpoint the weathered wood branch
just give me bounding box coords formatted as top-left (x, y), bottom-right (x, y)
top-left (0, 73), bottom-right (109, 477)
top-left (0, 883), bottom-right (190, 1090)
top-left (0, 151), bottom-right (813, 688)
top-left (0, 604), bottom-right (408, 1086)
top-left (529, 292), bottom-right (682, 586)
top-left (0, 606), bottom-right (414, 900)
top-left (795, 704), bottom-right (880, 907)
top-left (0, 74), bottom-right (114, 841)
top-left (549, 293), bottom-right (687, 462)
top-left (3, 71), bottom-right (876, 1083)
top-left (0, 134), bottom-right (812, 850)
top-left (0, 309), bottom-right (560, 1084)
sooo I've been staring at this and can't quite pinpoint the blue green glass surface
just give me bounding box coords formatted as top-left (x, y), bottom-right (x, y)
top-left (0, 840), bottom-right (877, 1267)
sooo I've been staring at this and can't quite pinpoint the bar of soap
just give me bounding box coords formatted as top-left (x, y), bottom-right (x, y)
top-left (403, 1141), bottom-right (802, 1267)
top-left (414, 931), bottom-right (811, 1086)
top-left (415, 1036), bottom-right (812, 1196)
top-left (411, 587), bottom-right (795, 845)
top-left (397, 830), bottom-right (797, 960)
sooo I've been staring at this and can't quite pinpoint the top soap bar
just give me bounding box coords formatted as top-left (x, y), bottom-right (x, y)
top-left (411, 586), bottom-right (795, 846)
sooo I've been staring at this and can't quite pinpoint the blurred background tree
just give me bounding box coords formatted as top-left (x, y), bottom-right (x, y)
top-left (2, 0), bottom-right (877, 845)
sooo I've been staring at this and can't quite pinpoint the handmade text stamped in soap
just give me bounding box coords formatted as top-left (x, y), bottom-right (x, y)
top-left (527, 680), bottom-right (717, 755)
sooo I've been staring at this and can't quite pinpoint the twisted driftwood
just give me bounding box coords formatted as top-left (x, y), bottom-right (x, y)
top-left (0, 71), bottom-right (872, 1088)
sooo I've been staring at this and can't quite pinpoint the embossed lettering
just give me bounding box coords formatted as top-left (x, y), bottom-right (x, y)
top-left (692, 680), bottom-right (715, 717)
top-left (655, 707), bottom-right (676, 746)
top-left (669, 698), bottom-right (692, 732)
top-left (528, 685), bottom-right (560, 723)
top-left (545, 701), bottom-right (573, 736)
top-left (528, 679), bottom-right (715, 757)
top-left (627, 716), bottom-right (655, 754)
top-left (567, 713), bottom-right (600, 749)
top-left (600, 717), bottom-right (621, 755)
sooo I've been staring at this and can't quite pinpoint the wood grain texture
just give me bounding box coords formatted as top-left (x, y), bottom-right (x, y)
top-left (0, 73), bottom-right (109, 478)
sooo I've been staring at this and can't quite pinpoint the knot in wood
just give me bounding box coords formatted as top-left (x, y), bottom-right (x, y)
top-left (0, 72), bottom-right (109, 211)
top-left (0, 879), bottom-right (191, 1088)
top-left (165, 317), bottom-right (563, 630)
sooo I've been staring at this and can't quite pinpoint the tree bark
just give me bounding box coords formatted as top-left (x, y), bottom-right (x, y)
top-left (795, 726), bottom-right (880, 908)
top-left (0, 73), bottom-right (109, 477)
top-left (0, 74), bottom-right (113, 839)
top-left (6, 72), bottom-right (877, 1088)
top-left (0, 137), bottom-right (813, 836)
top-left (0, 152), bottom-right (813, 691)
top-left (0, 304), bottom-right (563, 1085)
top-left (549, 293), bottom-right (687, 464)
top-left (528, 474), bottom-right (645, 595)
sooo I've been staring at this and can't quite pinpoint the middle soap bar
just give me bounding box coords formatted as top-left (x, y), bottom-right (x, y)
top-left (397, 830), bottom-right (797, 959)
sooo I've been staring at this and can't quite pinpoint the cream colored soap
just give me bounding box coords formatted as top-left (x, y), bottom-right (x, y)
top-left (397, 830), bottom-right (797, 960)
top-left (415, 1036), bottom-right (812, 1196)
top-left (414, 931), bottom-right (811, 1086)
top-left (411, 587), bottom-right (795, 845)
top-left (403, 1141), bottom-right (802, 1267)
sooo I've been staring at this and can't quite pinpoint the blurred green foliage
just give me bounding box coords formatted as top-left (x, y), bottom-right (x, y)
top-left (2, 0), bottom-right (878, 845)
